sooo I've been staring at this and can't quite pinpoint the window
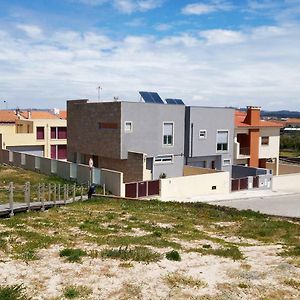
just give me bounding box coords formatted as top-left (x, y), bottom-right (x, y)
top-left (217, 130), bottom-right (229, 152)
top-left (261, 136), bottom-right (269, 145)
top-left (163, 122), bottom-right (174, 146)
top-left (36, 127), bottom-right (44, 140)
top-left (51, 145), bottom-right (67, 160)
top-left (223, 159), bottom-right (231, 166)
top-left (51, 127), bottom-right (67, 139)
top-left (199, 130), bottom-right (207, 139)
top-left (154, 155), bottom-right (174, 164)
top-left (99, 122), bottom-right (118, 129)
top-left (124, 121), bottom-right (133, 133)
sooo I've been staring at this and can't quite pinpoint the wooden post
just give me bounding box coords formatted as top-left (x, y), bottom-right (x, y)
top-left (53, 184), bottom-right (57, 206)
top-left (9, 182), bottom-right (14, 217)
top-left (58, 184), bottom-right (61, 202)
top-left (66, 184), bottom-right (69, 201)
top-left (63, 184), bottom-right (67, 204)
top-left (73, 184), bottom-right (76, 202)
top-left (103, 184), bottom-right (106, 196)
top-left (37, 183), bottom-right (41, 202)
top-left (41, 183), bottom-right (45, 211)
top-left (25, 182), bottom-right (30, 212)
top-left (80, 186), bottom-right (83, 201)
top-left (48, 183), bottom-right (51, 202)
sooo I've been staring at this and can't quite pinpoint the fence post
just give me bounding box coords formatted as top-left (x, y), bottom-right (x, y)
top-left (66, 184), bottom-right (69, 201)
top-left (48, 183), bottom-right (51, 203)
top-left (58, 184), bottom-right (61, 202)
top-left (9, 182), bottom-right (14, 217)
top-left (63, 184), bottom-right (67, 204)
top-left (25, 182), bottom-right (30, 212)
top-left (37, 183), bottom-right (41, 203)
top-left (103, 184), bottom-right (105, 196)
top-left (73, 184), bottom-right (76, 202)
top-left (41, 183), bottom-right (45, 211)
top-left (80, 186), bottom-right (83, 201)
top-left (53, 184), bottom-right (57, 206)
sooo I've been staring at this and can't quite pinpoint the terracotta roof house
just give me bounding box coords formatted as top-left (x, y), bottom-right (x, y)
top-left (234, 106), bottom-right (282, 175)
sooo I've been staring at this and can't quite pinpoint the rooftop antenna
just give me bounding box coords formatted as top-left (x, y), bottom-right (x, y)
top-left (97, 85), bottom-right (102, 102)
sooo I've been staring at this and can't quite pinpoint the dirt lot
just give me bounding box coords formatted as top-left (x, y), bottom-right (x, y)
top-left (0, 198), bottom-right (299, 299)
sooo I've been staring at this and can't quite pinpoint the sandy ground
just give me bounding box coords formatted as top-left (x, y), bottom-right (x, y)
top-left (0, 240), bottom-right (299, 300)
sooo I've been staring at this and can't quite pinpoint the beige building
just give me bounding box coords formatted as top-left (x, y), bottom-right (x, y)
top-left (0, 109), bottom-right (67, 159)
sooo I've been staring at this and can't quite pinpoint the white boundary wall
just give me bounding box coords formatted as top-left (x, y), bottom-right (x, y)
top-left (160, 171), bottom-right (230, 201)
top-left (0, 149), bottom-right (124, 197)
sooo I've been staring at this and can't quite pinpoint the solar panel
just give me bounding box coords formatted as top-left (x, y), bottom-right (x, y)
top-left (139, 91), bottom-right (164, 104)
top-left (165, 98), bottom-right (185, 105)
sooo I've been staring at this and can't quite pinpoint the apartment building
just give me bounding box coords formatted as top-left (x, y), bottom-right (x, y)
top-left (0, 109), bottom-right (67, 160)
top-left (67, 99), bottom-right (185, 182)
top-left (185, 106), bottom-right (235, 173)
top-left (234, 106), bottom-right (281, 175)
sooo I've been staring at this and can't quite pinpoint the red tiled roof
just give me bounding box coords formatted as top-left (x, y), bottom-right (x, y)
top-left (0, 110), bottom-right (18, 123)
top-left (58, 111), bottom-right (67, 120)
top-left (21, 111), bottom-right (60, 119)
top-left (235, 111), bottom-right (282, 128)
top-left (285, 118), bottom-right (300, 125)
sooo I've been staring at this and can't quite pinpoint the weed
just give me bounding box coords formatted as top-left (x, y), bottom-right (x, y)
top-left (164, 272), bottom-right (207, 288)
top-left (284, 278), bottom-right (300, 290)
top-left (119, 262), bottom-right (134, 268)
top-left (63, 285), bottom-right (92, 299)
top-left (166, 250), bottom-right (181, 261)
top-left (152, 230), bottom-right (162, 237)
top-left (0, 284), bottom-right (31, 300)
top-left (190, 245), bottom-right (243, 261)
top-left (238, 283), bottom-right (249, 289)
top-left (59, 248), bottom-right (87, 263)
top-left (202, 244), bottom-right (211, 249)
top-left (101, 246), bottom-right (160, 262)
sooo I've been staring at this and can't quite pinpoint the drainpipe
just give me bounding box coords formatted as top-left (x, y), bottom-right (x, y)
top-left (190, 123), bottom-right (194, 158)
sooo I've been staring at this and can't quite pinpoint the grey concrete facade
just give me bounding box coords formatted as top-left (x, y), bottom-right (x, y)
top-left (185, 106), bottom-right (235, 173)
top-left (67, 100), bottom-right (185, 181)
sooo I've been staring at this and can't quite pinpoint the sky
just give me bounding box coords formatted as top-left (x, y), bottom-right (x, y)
top-left (0, 0), bottom-right (300, 110)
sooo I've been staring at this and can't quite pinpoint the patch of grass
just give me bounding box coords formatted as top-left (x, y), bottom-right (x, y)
top-left (119, 262), bottom-right (134, 268)
top-left (101, 246), bottom-right (160, 262)
top-left (166, 250), bottom-right (181, 261)
top-left (59, 248), bottom-right (87, 263)
top-left (0, 284), bottom-right (31, 300)
top-left (164, 272), bottom-right (207, 288)
top-left (63, 285), bottom-right (92, 299)
top-left (238, 283), bottom-right (249, 289)
top-left (284, 278), bottom-right (300, 290)
top-left (190, 245), bottom-right (243, 261)
top-left (282, 244), bottom-right (300, 257)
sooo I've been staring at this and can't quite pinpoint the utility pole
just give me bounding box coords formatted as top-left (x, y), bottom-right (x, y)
top-left (97, 85), bottom-right (102, 101)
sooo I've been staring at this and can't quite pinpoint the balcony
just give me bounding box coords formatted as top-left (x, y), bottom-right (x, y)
top-left (234, 141), bottom-right (250, 160)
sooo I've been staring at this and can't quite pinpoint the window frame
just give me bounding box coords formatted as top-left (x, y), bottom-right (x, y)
top-left (261, 136), bottom-right (269, 146)
top-left (216, 129), bottom-right (229, 153)
top-left (124, 121), bottom-right (133, 133)
top-left (36, 126), bottom-right (45, 140)
top-left (154, 154), bottom-right (174, 165)
top-left (199, 129), bottom-right (207, 139)
top-left (223, 158), bottom-right (231, 166)
top-left (162, 121), bottom-right (174, 147)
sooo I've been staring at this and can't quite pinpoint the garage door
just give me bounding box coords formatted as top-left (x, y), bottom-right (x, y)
top-left (7, 146), bottom-right (44, 157)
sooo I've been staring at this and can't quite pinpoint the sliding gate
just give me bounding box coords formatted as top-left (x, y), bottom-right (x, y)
top-left (125, 180), bottom-right (160, 198)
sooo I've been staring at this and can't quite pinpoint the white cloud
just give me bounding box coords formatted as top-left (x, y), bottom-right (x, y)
top-left (16, 24), bottom-right (43, 39)
top-left (0, 23), bottom-right (300, 110)
top-left (182, 1), bottom-right (233, 15)
top-left (155, 23), bottom-right (172, 31)
top-left (199, 29), bottom-right (245, 44)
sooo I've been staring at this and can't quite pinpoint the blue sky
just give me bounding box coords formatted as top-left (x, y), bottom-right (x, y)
top-left (0, 0), bottom-right (300, 110)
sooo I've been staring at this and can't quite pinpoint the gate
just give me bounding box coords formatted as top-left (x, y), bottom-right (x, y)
top-left (125, 180), bottom-right (160, 198)
top-left (231, 177), bottom-right (249, 192)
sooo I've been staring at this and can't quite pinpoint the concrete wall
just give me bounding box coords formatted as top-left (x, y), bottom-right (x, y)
top-left (185, 107), bottom-right (235, 173)
top-left (101, 168), bottom-right (125, 197)
top-left (273, 173), bottom-right (300, 192)
top-left (186, 155), bottom-right (222, 170)
top-left (39, 157), bottom-right (52, 175)
top-left (152, 155), bottom-right (184, 179)
top-left (57, 160), bottom-right (72, 180)
top-left (160, 171), bottom-right (230, 200)
top-left (24, 154), bottom-right (36, 171)
top-left (232, 165), bottom-right (268, 179)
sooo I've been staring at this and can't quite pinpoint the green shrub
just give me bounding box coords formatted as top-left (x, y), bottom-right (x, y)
top-left (59, 248), bottom-right (87, 263)
top-left (0, 284), bottom-right (31, 300)
top-left (101, 246), bottom-right (160, 262)
top-left (166, 250), bottom-right (181, 261)
top-left (63, 285), bottom-right (92, 299)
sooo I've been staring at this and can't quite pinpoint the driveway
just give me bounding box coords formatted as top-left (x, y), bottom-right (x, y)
top-left (211, 193), bottom-right (300, 218)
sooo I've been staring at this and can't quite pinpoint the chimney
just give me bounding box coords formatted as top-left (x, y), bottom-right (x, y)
top-left (28, 110), bottom-right (31, 119)
top-left (244, 106), bottom-right (261, 126)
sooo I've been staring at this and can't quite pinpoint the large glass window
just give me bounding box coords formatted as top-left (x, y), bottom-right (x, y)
top-left (217, 130), bottom-right (229, 152)
top-left (36, 127), bottom-right (44, 140)
top-left (163, 122), bottom-right (174, 146)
